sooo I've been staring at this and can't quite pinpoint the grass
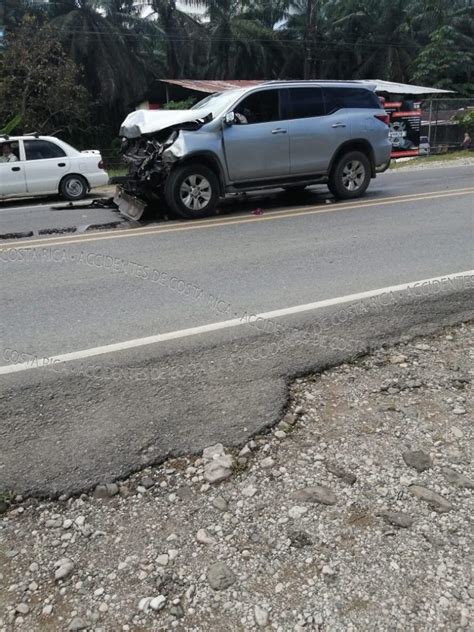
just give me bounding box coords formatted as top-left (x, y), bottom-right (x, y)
top-left (390, 150), bottom-right (472, 169)
top-left (106, 166), bottom-right (128, 179)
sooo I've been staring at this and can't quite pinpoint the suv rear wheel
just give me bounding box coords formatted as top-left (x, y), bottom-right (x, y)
top-left (164, 164), bottom-right (219, 219)
top-left (328, 151), bottom-right (371, 200)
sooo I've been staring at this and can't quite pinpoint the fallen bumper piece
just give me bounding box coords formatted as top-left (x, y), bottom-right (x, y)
top-left (113, 186), bottom-right (148, 221)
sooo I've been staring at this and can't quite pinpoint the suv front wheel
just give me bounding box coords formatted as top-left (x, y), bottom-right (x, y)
top-left (164, 163), bottom-right (220, 219)
top-left (328, 151), bottom-right (371, 200)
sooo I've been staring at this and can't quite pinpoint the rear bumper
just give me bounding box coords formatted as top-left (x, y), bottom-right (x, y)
top-left (88, 172), bottom-right (110, 189)
top-left (374, 140), bottom-right (392, 167)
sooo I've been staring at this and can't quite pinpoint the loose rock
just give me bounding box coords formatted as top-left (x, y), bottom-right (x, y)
top-left (207, 562), bottom-right (236, 591)
top-left (15, 603), bottom-right (29, 615)
top-left (150, 595), bottom-right (166, 611)
top-left (402, 450), bottom-right (432, 472)
top-left (211, 495), bottom-right (228, 511)
top-left (254, 604), bottom-right (270, 628)
top-left (203, 455), bottom-right (234, 483)
top-left (409, 485), bottom-right (453, 512)
top-left (377, 510), bottom-right (413, 528)
top-left (443, 467), bottom-right (474, 489)
top-left (54, 558), bottom-right (75, 581)
top-left (291, 485), bottom-right (337, 505)
top-left (196, 528), bottom-right (215, 545)
top-left (93, 483), bottom-right (119, 499)
top-left (68, 617), bottom-right (88, 631)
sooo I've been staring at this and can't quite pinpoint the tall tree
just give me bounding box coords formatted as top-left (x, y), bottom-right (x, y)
top-left (42, 0), bottom-right (149, 112)
top-left (0, 16), bottom-right (90, 138)
top-left (149, 0), bottom-right (208, 78)
top-left (184, 0), bottom-right (281, 78)
top-left (411, 1), bottom-right (474, 94)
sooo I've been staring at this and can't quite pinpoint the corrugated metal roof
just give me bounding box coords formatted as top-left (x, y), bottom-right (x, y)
top-left (359, 79), bottom-right (454, 95)
top-left (159, 78), bottom-right (454, 95)
top-left (161, 79), bottom-right (264, 93)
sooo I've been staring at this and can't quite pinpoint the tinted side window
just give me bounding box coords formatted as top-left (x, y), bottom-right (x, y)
top-left (24, 140), bottom-right (66, 160)
top-left (234, 90), bottom-right (280, 124)
top-left (323, 88), bottom-right (380, 114)
top-left (288, 88), bottom-right (325, 119)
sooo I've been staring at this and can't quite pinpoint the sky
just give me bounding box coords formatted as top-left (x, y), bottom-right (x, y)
top-left (177, 1), bottom-right (206, 15)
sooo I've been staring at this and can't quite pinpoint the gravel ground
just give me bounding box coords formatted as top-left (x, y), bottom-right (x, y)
top-left (1, 323), bottom-right (472, 632)
top-left (389, 155), bottom-right (474, 170)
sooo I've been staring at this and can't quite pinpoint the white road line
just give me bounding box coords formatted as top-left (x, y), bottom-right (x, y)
top-left (1, 270), bottom-right (472, 375)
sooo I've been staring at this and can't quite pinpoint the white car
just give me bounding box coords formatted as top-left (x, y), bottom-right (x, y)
top-left (0, 135), bottom-right (109, 201)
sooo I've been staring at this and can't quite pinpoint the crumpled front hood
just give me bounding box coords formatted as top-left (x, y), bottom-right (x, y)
top-left (120, 108), bottom-right (212, 139)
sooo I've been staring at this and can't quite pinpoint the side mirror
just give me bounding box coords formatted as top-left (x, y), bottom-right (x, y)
top-left (224, 112), bottom-right (235, 126)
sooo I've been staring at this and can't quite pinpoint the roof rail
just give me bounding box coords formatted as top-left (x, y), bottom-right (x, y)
top-left (262, 79), bottom-right (366, 85)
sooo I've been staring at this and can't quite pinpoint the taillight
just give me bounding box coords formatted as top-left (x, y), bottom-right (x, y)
top-left (98, 159), bottom-right (104, 169)
top-left (374, 113), bottom-right (390, 125)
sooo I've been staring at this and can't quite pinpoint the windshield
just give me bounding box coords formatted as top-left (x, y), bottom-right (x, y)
top-left (191, 89), bottom-right (245, 116)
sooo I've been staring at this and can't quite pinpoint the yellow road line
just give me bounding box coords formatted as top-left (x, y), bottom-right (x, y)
top-left (10, 185), bottom-right (474, 245)
top-left (1, 187), bottom-right (473, 251)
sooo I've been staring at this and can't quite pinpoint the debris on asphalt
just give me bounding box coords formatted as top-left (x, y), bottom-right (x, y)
top-left (0, 322), bottom-right (472, 631)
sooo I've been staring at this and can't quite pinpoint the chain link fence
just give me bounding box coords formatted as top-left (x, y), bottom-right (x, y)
top-left (420, 98), bottom-right (473, 153)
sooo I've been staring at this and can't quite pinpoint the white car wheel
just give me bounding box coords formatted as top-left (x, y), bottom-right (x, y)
top-left (60, 175), bottom-right (87, 201)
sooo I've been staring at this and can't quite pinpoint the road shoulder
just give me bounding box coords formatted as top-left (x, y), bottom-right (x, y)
top-left (1, 322), bottom-right (472, 631)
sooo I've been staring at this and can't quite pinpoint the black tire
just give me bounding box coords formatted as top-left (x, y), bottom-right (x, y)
top-left (328, 151), bottom-right (371, 200)
top-left (164, 163), bottom-right (220, 219)
top-left (59, 174), bottom-right (88, 201)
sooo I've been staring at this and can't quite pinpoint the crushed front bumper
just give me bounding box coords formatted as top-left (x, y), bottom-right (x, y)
top-left (113, 186), bottom-right (148, 221)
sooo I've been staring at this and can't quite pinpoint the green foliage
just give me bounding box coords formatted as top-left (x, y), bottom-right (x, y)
top-left (0, 114), bottom-right (22, 135)
top-left (456, 109), bottom-right (474, 134)
top-left (5, 0), bottom-right (473, 146)
top-left (0, 16), bottom-right (91, 139)
top-left (163, 97), bottom-right (197, 110)
top-left (413, 25), bottom-right (474, 96)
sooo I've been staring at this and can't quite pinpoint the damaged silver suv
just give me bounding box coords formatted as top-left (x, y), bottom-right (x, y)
top-left (117, 81), bottom-right (391, 220)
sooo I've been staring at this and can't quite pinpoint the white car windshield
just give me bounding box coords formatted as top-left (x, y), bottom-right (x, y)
top-left (191, 89), bottom-right (245, 117)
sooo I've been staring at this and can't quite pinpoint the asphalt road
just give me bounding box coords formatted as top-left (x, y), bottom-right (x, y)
top-left (0, 165), bottom-right (473, 496)
top-left (0, 192), bottom-right (125, 239)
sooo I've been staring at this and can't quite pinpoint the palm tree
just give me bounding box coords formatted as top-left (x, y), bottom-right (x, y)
top-left (326, 0), bottom-right (417, 81)
top-left (183, 0), bottom-right (282, 78)
top-left (149, 0), bottom-right (208, 77)
top-left (279, 0), bottom-right (335, 79)
top-left (41, 0), bottom-right (149, 111)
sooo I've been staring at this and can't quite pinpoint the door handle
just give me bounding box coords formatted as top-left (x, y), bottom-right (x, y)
top-left (11, 167), bottom-right (21, 172)
top-left (271, 128), bottom-right (287, 134)
top-left (331, 123), bottom-right (346, 128)
top-left (58, 162), bottom-right (66, 167)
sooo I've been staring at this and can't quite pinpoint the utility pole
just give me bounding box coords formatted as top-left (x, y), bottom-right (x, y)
top-left (303, 0), bottom-right (316, 79)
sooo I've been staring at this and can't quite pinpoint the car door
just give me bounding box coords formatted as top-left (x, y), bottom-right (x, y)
top-left (0, 140), bottom-right (27, 198)
top-left (287, 87), bottom-right (352, 175)
top-left (222, 89), bottom-right (290, 182)
top-left (23, 139), bottom-right (71, 194)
